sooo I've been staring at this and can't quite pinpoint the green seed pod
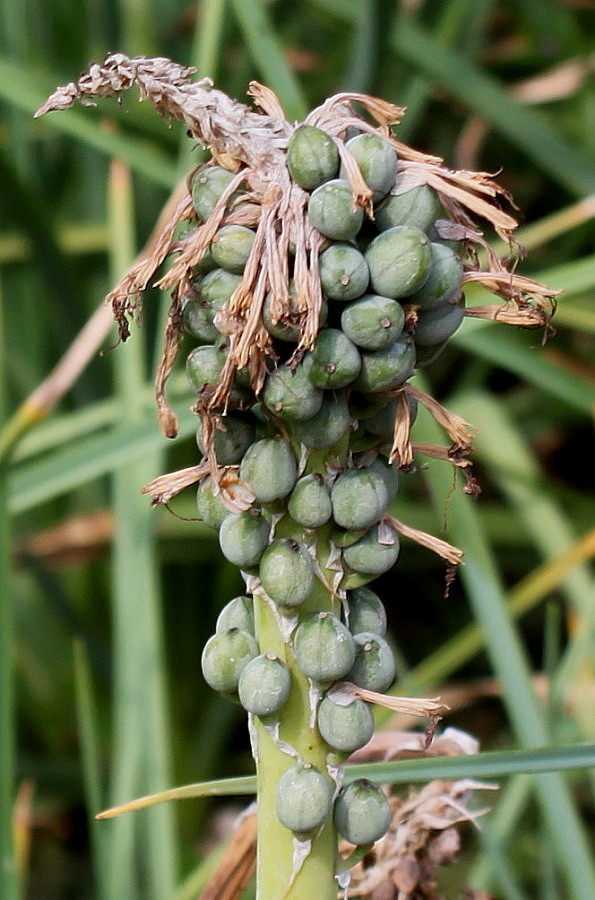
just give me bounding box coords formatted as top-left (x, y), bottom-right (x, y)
top-left (342, 133), bottom-right (398, 199)
top-left (238, 653), bottom-right (291, 716)
top-left (347, 587), bottom-right (387, 636)
top-left (197, 267), bottom-right (242, 306)
top-left (341, 294), bottom-right (405, 351)
top-left (317, 695), bottom-right (374, 753)
top-left (343, 523), bottom-right (400, 576)
top-left (414, 299), bottom-right (465, 346)
top-left (191, 165), bottom-right (236, 221)
top-left (334, 780), bottom-right (391, 845)
top-left (307, 328), bottom-right (362, 389)
top-left (375, 183), bottom-right (441, 233)
top-left (182, 297), bottom-right (219, 344)
top-left (287, 125), bottom-right (340, 190)
top-left (331, 469), bottom-right (389, 531)
top-left (414, 340), bottom-right (449, 368)
top-left (319, 243), bottom-right (369, 301)
top-left (276, 763), bottom-right (333, 833)
top-left (196, 415), bottom-right (255, 465)
top-left (293, 612), bottom-right (356, 683)
top-left (348, 392), bottom-right (391, 421)
top-left (353, 335), bottom-right (416, 393)
top-left (368, 458), bottom-right (399, 502)
top-left (347, 632), bottom-right (396, 692)
top-left (196, 479), bottom-right (229, 530)
top-left (406, 243), bottom-right (463, 309)
top-left (210, 224), bottom-right (255, 274)
top-left (259, 539), bottom-right (314, 609)
top-left (201, 628), bottom-right (258, 694)
top-left (262, 360), bottom-right (323, 421)
top-left (239, 439), bottom-right (297, 503)
top-left (215, 595), bottom-right (255, 635)
top-left (365, 226), bottom-right (432, 298)
top-left (186, 344), bottom-right (226, 393)
top-left (288, 474), bottom-right (333, 528)
top-left (308, 179), bottom-right (364, 241)
top-left (292, 393), bottom-right (352, 448)
top-left (219, 510), bottom-right (269, 568)
top-left (363, 399), bottom-right (397, 437)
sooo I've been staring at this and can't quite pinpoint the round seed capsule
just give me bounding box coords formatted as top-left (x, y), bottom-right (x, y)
top-left (368, 458), bottom-right (399, 502)
top-left (287, 125), bottom-right (340, 191)
top-left (210, 224), bottom-right (255, 274)
top-left (293, 612), bottom-right (356, 683)
top-left (238, 653), bottom-right (291, 716)
top-left (262, 360), bottom-right (323, 422)
top-left (405, 242), bottom-right (463, 309)
top-left (186, 345), bottom-right (226, 393)
top-left (414, 299), bottom-right (465, 345)
top-left (334, 780), bottom-right (391, 845)
top-left (239, 439), bottom-right (297, 503)
top-left (347, 632), bottom-right (396, 692)
top-left (347, 587), bottom-right (387, 636)
top-left (196, 479), bottom-right (229, 530)
top-left (191, 165), bottom-right (237, 221)
top-left (319, 243), bottom-right (369, 302)
top-left (308, 179), bottom-right (364, 241)
top-left (341, 294), bottom-right (405, 351)
top-left (288, 474), bottom-right (333, 528)
top-left (215, 595), bottom-right (255, 635)
top-left (342, 133), bottom-right (398, 199)
top-left (343, 523), bottom-right (400, 576)
top-left (365, 226), bottom-right (432, 299)
top-left (331, 469), bottom-right (389, 531)
top-left (197, 267), bottom-right (242, 306)
top-left (276, 763), bottom-right (333, 833)
top-left (196, 415), bottom-right (255, 465)
top-left (259, 540), bottom-right (314, 609)
top-left (219, 510), bottom-right (269, 568)
top-left (414, 340), bottom-right (449, 368)
top-left (201, 628), bottom-right (258, 694)
top-left (317, 695), bottom-right (374, 753)
top-left (375, 183), bottom-right (442, 233)
top-left (308, 329), bottom-right (362, 389)
top-left (292, 393), bottom-right (352, 449)
top-left (353, 335), bottom-right (416, 393)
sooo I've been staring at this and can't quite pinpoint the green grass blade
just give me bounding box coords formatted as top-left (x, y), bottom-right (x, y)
top-left (229, 0), bottom-right (308, 120)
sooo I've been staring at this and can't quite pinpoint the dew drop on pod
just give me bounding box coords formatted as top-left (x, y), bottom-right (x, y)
top-left (317, 694), bottom-right (374, 753)
top-left (347, 631), bottom-right (396, 692)
top-left (286, 124), bottom-right (340, 191)
top-left (331, 468), bottom-right (389, 532)
top-left (341, 132), bottom-right (398, 200)
top-left (342, 522), bottom-right (400, 576)
top-left (262, 359), bottom-right (323, 421)
top-left (196, 479), bottom-right (229, 530)
top-left (346, 587), bottom-right (387, 637)
top-left (287, 473), bottom-right (333, 529)
top-left (318, 243), bottom-right (370, 302)
top-left (196, 415), bottom-right (255, 465)
top-left (210, 224), bottom-right (256, 274)
top-left (404, 242), bottom-right (464, 310)
top-left (334, 779), bottom-right (391, 846)
top-left (340, 294), bottom-right (405, 351)
top-left (219, 510), bottom-right (270, 569)
top-left (238, 653), bottom-right (291, 716)
top-left (293, 612), bottom-right (356, 683)
top-left (276, 763), bottom-right (333, 834)
top-left (239, 438), bottom-right (298, 503)
top-left (191, 165), bottom-right (238, 221)
top-left (353, 334), bottom-right (416, 393)
top-left (365, 225), bottom-right (432, 298)
top-left (291, 393), bottom-right (352, 449)
top-left (414, 298), bottom-right (466, 346)
top-left (215, 595), bottom-right (255, 636)
top-left (259, 539), bottom-right (314, 609)
top-left (375, 183), bottom-right (442, 233)
top-left (307, 328), bottom-right (362, 390)
top-left (308, 179), bottom-right (364, 241)
top-left (200, 628), bottom-right (258, 694)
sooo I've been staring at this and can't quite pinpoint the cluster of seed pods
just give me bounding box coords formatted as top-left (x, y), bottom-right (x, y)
top-left (188, 125), bottom-right (467, 848)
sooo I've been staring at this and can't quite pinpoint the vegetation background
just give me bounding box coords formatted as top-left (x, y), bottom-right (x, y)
top-left (1, 1), bottom-right (594, 897)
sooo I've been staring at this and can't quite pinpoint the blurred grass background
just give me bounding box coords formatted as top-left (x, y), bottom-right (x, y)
top-left (1, 0), bottom-right (594, 897)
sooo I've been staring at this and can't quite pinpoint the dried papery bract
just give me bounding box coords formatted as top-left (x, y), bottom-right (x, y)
top-left (37, 54), bottom-right (556, 900)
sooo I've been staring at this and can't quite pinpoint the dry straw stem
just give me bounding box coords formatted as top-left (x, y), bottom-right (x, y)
top-left (37, 53), bottom-right (556, 447)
